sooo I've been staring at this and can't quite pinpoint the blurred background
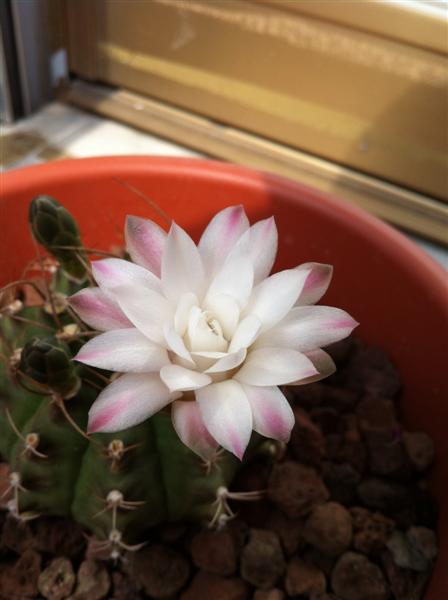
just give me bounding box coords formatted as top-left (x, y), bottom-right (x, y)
top-left (1, 0), bottom-right (447, 264)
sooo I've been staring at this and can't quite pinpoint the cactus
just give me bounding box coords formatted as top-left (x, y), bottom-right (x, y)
top-left (0, 196), bottom-right (243, 556)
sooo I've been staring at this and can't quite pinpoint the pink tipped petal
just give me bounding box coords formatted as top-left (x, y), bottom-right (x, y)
top-left (87, 373), bottom-right (173, 433)
top-left (198, 205), bottom-right (249, 276)
top-left (244, 268), bottom-right (311, 333)
top-left (92, 258), bottom-right (162, 294)
top-left (112, 285), bottom-right (172, 345)
top-left (125, 215), bottom-right (167, 276)
top-left (164, 323), bottom-right (195, 366)
top-left (228, 315), bottom-right (262, 353)
top-left (196, 380), bottom-right (253, 459)
top-left (68, 287), bottom-right (132, 331)
top-left (160, 364), bottom-right (212, 393)
top-left (205, 348), bottom-right (247, 374)
top-left (289, 349), bottom-right (336, 385)
top-left (256, 306), bottom-right (359, 352)
top-left (295, 263), bottom-right (333, 306)
top-left (161, 223), bottom-right (205, 303)
top-left (74, 329), bottom-right (170, 373)
top-left (174, 292), bottom-right (198, 336)
top-left (171, 400), bottom-right (218, 459)
top-left (203, 294), bottom-right (240, 339)
top-left (234, 347), bottom-right (318, 386)
top-left (206, 256), bottom-right (254, 309)
top-left (242, 384), bottom-right (294, 443)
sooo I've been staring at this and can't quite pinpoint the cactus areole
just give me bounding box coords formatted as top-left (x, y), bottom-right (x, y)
top-left (0, 195), bottom-right (357, 556)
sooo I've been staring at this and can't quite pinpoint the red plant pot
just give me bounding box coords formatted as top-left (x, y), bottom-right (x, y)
top-left (1, 157), bottom-right (447, 595)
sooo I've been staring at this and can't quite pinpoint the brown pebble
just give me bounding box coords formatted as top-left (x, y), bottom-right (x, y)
top-left (33, 518), bottom-right (86, 559)
top-left (38, 557), bottom-right (75, 600)
top-left (366, 431), bottom-right (408, 478)
top-left (110, 571), bottom-right (143, 600)
top-left (241, 529), bottom-right (285, 589)
top-left (290, 407), bottom-right (325, 467)
top-left (191, 529), bottom-right (237, 576)
top-left (268, 461), bottom-right (329, 519)
top-left (331, 552), bottom-right (388, 600)
top-left (69, 560), bottom-right (110, 600)
top-left (350, 507), bottom-right (394, 555)
top-left (181, 571), bottom-right (250, 600)
top-left (0, 549), bottom-right (41, 598)
top-left (303, 502), bottom-right (352, 556)
top-left (252, 588), bottom-right (284, 600)
top-left (0, 513), bottom-right (35, 554)
top-left (266, 510), bottom-right (304, 556)
top-left (285, 557), bottom-right (326, 597)
top-left (285, 382), bottom-right (325, 409)
top-left (357, 478), bottom-right (411, 512)
top-left (323, 386), bottom-right (359, 412)
top-left (132, 544), bottom-right (190, 598)
top-left (356, 397), bottom-right (397, 432)
top-left (322, 462), bottom-right (361, 505)
top-left (402, 432), bottom-right (435, 472)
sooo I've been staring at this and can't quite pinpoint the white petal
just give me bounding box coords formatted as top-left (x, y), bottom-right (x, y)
top-left (75, 329), bottom-right (170, 373)
top-left (196, 380), bottom-right (253, 459)
top-left (125, 215), bottom-right (167, 277)
top-left (295, 262), bottom-right (333, 306)
top-left (203, 294), bottom-right (240, 339)
top-left (171, 400), bottom-right (218, 459)
top-left (174, 292), bottom-right (198, 336)
top-left (88, 373), bottom-right (173, 432)
top-left (242, 384), bottom-right (294, 443)
top-left (92, 258), bottom-right (161, 294)
top-left (228, 217), bottom-right (278, 283)
top-left (205, 348), bottom-right (247, 373)
top-left (161, 223), bottom-right (205, 303)
top-left (228, 315), bottom-right (262, 353)
top-left (289, 349), bottom-right (336, 385)
top-left (198, 205), bottom-right (249, 276)
top-left (186, 306), bottom-right (228, 353)
top-left (160, 364), bottom-right (211, 393)
top-left (164, 323), bottom-right (195, 366)
top-left (190, 351), bottom-right (226, 372)
top-left (68, 287), bottom-right (132, 331)
top-left (234, 347), bottom-right (318, 386)
top-left (244, 268), bottom-right (311, 332)
top-left (112, 285), bottom-right (172, 345)
top-left (206, 255), bottom-right (254, 309)
top-left (256, 306), bottom-right (359, 352)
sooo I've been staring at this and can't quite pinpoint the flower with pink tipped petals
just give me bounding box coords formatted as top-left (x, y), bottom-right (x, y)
top-left (70, 205), bottom-right (358, 460)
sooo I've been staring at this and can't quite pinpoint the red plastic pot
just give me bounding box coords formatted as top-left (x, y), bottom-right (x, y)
top-left (1, 157), bottom-right (447, 595)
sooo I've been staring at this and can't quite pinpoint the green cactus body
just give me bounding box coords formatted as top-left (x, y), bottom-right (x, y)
top-left (0, 196), bottom-right (242, 548)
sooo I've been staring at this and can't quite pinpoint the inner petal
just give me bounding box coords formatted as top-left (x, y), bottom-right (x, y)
top-left (185, 306), bottom-right (228, 353)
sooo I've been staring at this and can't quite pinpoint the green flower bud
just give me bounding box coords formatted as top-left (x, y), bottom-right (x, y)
top-left (29, 195), bottom-right (87, 281)
top-left (20, 336), bottom-right (80, 398)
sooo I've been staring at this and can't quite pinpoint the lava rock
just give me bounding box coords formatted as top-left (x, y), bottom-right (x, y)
top-left (285, 557), bottom-right (326, 597)
top-left (0, 514), bottom-right (35, 555)
top-left (322, 386), bottom-right (359, 412)
top-left (69, 560), bottom-right (110, 600)
top-left (356, 397), bottom-right (397, 432)
top-left (402, 432), bottom-right (435, 472)
top-left (285, 382), bottom-right (325, 409)
top-left (386, 526), bottom-right (437, 572)
top-left (241, 529), bottom-right (285, 589)
top-left (132, 544), bottom-right (190, 598)
top-left (268, 462), bottom-right (329, 519)
top-left (331, 552), bottom-right (388, 600)
top-left (303, 502), bottom-right (352, 556)
top-left (290, 407), bottom-right (325, 467)
top-left (350, 507), bottom-right (394, 555)
top-left (191, 529), bottom-right (237, 576)
top-left (38, 557), bottom-right (75, 600)
top-left (110, 571), bottom-right (143, 600)
top-left (181, 571), bottom-right (250, 600)
top-left (366, 432), bottom-right (409, 478)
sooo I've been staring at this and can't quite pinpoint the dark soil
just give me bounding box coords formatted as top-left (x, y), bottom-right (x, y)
top-left (0, 338), bottom-right (438, 599)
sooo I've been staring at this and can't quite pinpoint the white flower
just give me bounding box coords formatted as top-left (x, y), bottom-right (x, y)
top-left (70, 206), bottom-right (357, 459)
